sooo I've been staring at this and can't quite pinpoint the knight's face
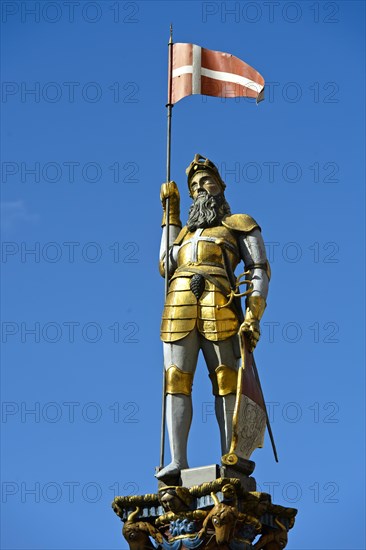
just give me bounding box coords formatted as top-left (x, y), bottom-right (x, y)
top-left (190, 171), bottom-right (221, 199)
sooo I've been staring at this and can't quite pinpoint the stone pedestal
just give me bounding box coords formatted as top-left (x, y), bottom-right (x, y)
top-left (157, 459), bottom-right (256, 492)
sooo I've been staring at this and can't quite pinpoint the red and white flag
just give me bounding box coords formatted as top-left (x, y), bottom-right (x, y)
top-left (170, 43), bottom-right (265, 104)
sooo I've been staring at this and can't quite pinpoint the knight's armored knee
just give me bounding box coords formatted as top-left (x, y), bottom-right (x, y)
top-left (209, 365), bottom-right (238, 396)
top-left (165, 365), bottom-right (194, 396)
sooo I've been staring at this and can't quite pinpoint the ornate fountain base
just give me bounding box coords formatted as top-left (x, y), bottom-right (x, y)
top-left (112, 470), bottom-right (297, 550)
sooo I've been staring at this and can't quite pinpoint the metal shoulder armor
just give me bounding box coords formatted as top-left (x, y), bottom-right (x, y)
top-left (222, 213), bottom-right (260, 233)
top-left (173, 225), bottom-right (190, 245)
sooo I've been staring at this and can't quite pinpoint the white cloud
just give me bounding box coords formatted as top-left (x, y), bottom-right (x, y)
top-left (1, 200), bottom-right (38, 232)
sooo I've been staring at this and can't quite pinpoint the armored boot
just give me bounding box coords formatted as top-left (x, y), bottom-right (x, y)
top-left (209, 365), bottom-right (238, 455)
top-left (215, 394), bottom-right (236, 454)
top-left (155, 366), bottom-right (193, 480)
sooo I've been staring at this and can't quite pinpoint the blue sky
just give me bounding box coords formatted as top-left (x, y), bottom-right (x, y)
top-left (1, 1), bottom-right (365, 549)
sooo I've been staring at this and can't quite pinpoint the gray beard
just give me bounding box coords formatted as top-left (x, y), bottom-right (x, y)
top-left (187, 192), bottom-right (231, 232)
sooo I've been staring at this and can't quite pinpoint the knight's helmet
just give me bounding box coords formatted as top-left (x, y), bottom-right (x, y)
top-left (185, 154), bottom-right (226, 198)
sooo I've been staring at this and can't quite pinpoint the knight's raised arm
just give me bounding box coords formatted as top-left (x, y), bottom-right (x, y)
top-left (159, 181), bottom-right (182, 278)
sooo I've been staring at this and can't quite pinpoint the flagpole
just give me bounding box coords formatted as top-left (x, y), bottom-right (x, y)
top-left (159, 24), bottom-right (174, 470)
top-left (165, 24), bottom-right (173, 295)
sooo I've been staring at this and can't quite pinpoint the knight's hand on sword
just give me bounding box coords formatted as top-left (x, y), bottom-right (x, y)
top-left (240, 318), bottom-right (260, 353)
top-left (240, 295), bottom-right (267, 352)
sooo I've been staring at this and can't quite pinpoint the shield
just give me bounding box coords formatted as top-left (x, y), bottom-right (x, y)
top-left (222, 330), bottom-right (267, 464)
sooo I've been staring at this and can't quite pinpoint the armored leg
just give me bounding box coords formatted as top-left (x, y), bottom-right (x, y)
top-left (201, 336), bottom-right (239, 455)
top-left (156, 331), bottom-right (199, 480)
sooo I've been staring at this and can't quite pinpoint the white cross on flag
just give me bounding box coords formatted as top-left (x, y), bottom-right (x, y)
top-left (170, 43), bottom-right (265, 104)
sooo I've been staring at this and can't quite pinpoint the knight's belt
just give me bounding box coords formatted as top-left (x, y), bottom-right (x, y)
top-left (170, 265), bottom-right (230, 296)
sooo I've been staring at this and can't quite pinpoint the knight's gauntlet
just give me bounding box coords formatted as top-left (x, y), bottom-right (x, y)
top-left (160, 181), bottom-right (182, 227)
top-left (241, 295), bottom-right (266, 351)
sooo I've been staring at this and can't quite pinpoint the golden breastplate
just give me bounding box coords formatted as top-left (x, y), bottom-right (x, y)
top-left (177, 226), bottom-right (240, 273)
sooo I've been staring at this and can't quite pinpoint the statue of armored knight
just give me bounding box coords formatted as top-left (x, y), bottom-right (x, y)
top-left (157, 154), bottom-right (270, 480)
